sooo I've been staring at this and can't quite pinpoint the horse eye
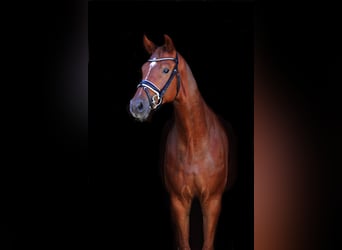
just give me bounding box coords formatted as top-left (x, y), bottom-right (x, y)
top-left (163, 68), bottom-right (169, 74)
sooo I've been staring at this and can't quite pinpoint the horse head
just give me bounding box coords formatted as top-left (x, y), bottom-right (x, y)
top-left (129, 34), bottom-right (181, 121)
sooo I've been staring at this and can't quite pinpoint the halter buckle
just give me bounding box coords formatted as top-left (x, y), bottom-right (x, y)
top-left (151, 94), bottom-right (162, 109)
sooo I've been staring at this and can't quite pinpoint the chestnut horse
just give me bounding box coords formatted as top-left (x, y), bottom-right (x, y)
top-left (129, 34), bottom-right (236, 250)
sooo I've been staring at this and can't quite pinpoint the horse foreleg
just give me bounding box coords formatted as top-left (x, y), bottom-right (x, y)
top-left (201, 196), bottom-right (222, 250)
top-left (170, 194), bottom-right (192, 250)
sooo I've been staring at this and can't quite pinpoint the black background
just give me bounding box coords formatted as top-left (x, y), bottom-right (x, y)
top-left (89, 1), bottom-right (253, 250)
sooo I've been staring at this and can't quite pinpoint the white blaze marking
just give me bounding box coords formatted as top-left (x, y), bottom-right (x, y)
top-left (144, 58), bottom-right (157, 80)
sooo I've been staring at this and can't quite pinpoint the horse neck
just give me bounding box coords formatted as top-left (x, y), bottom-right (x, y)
top-left (173, 60), bottom-right (213, 141)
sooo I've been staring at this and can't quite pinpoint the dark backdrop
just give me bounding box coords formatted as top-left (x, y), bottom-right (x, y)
top-left (89, 1), bottom-right (253, 250)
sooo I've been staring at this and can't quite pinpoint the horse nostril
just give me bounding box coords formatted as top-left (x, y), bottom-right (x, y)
top-left (137, 101), bottom-right (144, 111)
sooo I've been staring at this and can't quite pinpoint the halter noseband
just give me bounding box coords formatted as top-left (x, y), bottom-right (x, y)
top-left (137, 53), bottom-right (181, 110)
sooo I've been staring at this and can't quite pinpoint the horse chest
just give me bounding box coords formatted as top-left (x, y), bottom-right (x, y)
top-left (165, 142), bottom-right (220, 178)
top-left (167, 131), bottom-right (222, 165)
top-left (164, 153), bottom-right (223, 199)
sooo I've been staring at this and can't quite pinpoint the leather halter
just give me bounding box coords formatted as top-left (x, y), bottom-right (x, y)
top-left (136, 53), bottom-right (181, 110)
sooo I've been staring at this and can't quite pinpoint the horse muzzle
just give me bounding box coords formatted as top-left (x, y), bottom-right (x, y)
top-left (129, 97), bottom-right (151, 122)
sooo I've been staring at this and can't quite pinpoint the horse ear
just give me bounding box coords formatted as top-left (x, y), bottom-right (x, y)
top-left (143, 34), bottom-right (156, 54)
top-left (163, 34), bottom-right (175, 52)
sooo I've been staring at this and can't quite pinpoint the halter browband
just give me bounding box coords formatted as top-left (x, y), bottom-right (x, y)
top-left (137, 53), bottom-right (181, 110)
